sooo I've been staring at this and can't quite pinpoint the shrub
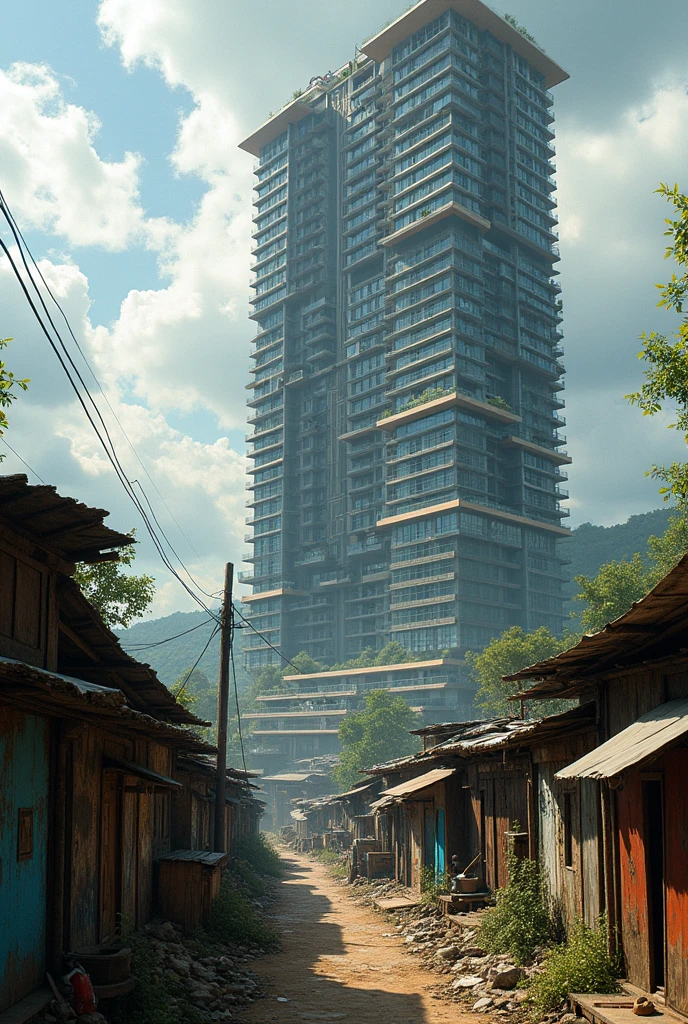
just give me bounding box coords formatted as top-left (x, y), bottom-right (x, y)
top-left (478, 848), bottom-right (553, 964)
top-left (206, 879), bottom-right (280, 951)
top-left (230, 858), bottom-right (267, 897)
top-left (528, 918), bottom-right (620, 1015)
top-left (235, 832), bottom-right (283, 878)
top-left (420, 867), bottom-right (450, 903)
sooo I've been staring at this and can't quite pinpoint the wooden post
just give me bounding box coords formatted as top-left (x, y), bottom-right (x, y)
top-left (213, 562), bottom-right (233, 852)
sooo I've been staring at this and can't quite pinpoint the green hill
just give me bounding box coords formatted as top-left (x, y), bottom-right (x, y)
top-left (562, 507), bottom-right (671, 609)
top-left (116, 610), bottom-right (251, 693)
top-left (117, 508), bottom-right (674, 683)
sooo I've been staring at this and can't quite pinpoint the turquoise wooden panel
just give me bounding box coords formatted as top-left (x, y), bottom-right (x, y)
top-left (0, 710), bottom-right (49, 1012)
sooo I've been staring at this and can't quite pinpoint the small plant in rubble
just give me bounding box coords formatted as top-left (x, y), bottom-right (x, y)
top-left (527, 917), bottom-right (621, 1015)
top-left (478, 840), bottom-right (553, 965)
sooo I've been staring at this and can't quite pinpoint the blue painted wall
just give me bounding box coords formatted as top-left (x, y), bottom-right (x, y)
top-left (0, 711), bottom-right (49, 1012)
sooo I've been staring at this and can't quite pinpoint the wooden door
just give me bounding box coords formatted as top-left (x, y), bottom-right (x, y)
top-left (100, 771), bottom-right (122, 941)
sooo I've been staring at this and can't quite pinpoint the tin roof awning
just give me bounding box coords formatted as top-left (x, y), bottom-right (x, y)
top-left (370, 767), bottom-right (455, 810)
top-left (105, 757), bottom-right (182, 788)
top-left (555, 698), bottom-right (688, 785)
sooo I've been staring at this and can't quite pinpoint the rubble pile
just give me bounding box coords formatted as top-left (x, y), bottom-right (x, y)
top-left (143, 919), bottom-right (265, 1020)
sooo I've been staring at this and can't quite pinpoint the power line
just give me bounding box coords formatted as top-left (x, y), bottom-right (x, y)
top-left (0, 188), bottom-right (202, 561)
top-left (230, 627), bottom-right (248, 775)
top-left (0, 198), bottom-right (220, 621)
top-left (122, 616), bottom-right (216, 652)
top-left (172, 621), bottom-right (222, 702)
top-left (232, 602), bottom-right (304, 674)
top-left (0, 436), bottom-right (45, 483)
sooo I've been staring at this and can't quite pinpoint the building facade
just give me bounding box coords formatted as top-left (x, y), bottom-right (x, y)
top-left (240, 0), bottom-right (570, 673)
top-left (244, 657), bottom-right (473, 775)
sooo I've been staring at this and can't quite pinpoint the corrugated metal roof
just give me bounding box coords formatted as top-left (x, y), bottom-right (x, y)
top-left (504, 553), bottom-right (688, 701)
top-left (434, 704), bottom-right (594, 755)
top-left (370, 767), bottom-right (455, 810)
top-left (555, 698), bottom-right (688, 783)
top-left (262, 772), bottom-right (328, 783)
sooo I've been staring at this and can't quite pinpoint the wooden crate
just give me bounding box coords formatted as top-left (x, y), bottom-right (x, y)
top-left (157, 851), bottom-right (229, 934)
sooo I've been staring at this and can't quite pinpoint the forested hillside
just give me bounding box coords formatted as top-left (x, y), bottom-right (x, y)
top-left (562, 506), bottom-right (671, 607)
top-left (118, 507), bottom-right (674, 686)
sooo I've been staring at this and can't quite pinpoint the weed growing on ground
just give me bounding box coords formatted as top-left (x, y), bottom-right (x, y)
top-left (109, 934), bottom-right (203, 1024)
top-left (527, 918), bottom-right (620, 1014)
top-left (420, 866), bottom-right (450, 904)
top-left (206, 878), bottom-right (281, 951)
top-left (312, 847), bottom-right (348, 878)
top-left (235, 833), bottom-right (283, 877)
top-left (478, 848), bottom-right (553, 964)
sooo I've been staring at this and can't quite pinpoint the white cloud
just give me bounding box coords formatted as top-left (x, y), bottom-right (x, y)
top-left (0, 62), bottom-right (174, 251)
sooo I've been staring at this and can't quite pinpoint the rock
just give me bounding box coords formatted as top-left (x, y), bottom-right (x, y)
top-left (489, 966), bottom-right (524, 990)
top-left (147, 920), bottom-right (179, 942)
top-left (461, 946), bottom-right (486, 957)
top-left (169, 957), bottom-right (191, 976)
top-left (75, 1016), bottom-right (107, 1024)
top-left (453, 975), bottom-right (485, 989)
top-left (435, 945), bottom-right (461, 961)
top-left (473, 997), bottom-right (494, 1012)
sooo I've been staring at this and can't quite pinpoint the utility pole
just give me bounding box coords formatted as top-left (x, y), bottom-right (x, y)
top-left (213, 562), bottom-right (233, 852)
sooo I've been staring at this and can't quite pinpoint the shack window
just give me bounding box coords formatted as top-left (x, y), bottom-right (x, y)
top-left (563, 792), bottom-right (573, 867)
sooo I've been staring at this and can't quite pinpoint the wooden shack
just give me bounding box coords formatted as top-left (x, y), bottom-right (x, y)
top-left (0, 476), bottom-right (212, 1018)
top-left (508, 553), bottom-right (688, 1016)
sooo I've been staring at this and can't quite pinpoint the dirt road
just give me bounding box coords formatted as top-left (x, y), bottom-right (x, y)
top-left (244, 852), bottom-right (479, 1024)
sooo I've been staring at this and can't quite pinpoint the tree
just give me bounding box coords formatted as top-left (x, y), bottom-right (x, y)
top-left (333, 689), bottom-right (419, 791)
top-left (467, 626), bottom-right (577, 718)
top-left (74, 532), bottom-right (155, 629)
top-left (626, 184), bottom-right (688, 505)
top-left (573, 553), bottom-right (649, 633)
top-left (0, 337), bottom-right (29, 449)
top-left (574, 512), bottom-right (688, 632)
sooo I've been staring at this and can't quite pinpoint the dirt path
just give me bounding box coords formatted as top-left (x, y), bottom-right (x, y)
top-left (243, 852), bottom-right (480, 1024)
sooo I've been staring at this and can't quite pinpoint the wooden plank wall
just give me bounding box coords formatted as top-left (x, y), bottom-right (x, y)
top-left (616, 771), bottom-right (651, 993)
top-left (661, 748), bottom-right (688, 1015)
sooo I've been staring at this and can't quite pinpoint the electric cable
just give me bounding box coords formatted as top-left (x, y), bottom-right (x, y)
top-left (232, 602), bottom-right (304, 674)
top-left (0, 191), bottom-right (216, 607)
top-left (0, 187), bottom-right (201, 562)
top-left (0, 436), bottom-right (45, 483)
top-left (172, 621), bottom-right (221, 702)
top-left (0, 227), bottom-right (219, 621)
top-left (230, 625), bottom-right (248, 775)
top-left (122, 616), bottom-right (216, 652)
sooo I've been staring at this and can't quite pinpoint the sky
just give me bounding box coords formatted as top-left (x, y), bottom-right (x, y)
top-left (0, 0), bottom-right (687, 618)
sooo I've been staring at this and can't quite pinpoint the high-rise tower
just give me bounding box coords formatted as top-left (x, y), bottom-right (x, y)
top-left (239, 0), bottom-right (570, 685)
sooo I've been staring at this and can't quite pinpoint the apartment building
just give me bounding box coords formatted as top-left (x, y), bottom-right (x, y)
top-left (240, 0), bottom-right (570, 679)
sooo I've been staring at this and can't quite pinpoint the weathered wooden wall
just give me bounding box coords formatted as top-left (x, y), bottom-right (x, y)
top-left (664, 747), bottom-right (688, 1016)
top-left (0, 537), bottom-right (56, 670)
top-left (0, 710), bottom-right (49, 1013)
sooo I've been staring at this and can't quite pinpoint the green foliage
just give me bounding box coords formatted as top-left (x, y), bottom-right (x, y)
top-left (503, 13), bottom-right (541, 47)
top-left (74, 531), bottom-right (155, 629)
top-left (420, 866), bottom-right (450, 903)
top-left (292, 88), bottom-right (303, 99)
top-left (486, 395), bottom-right (512, 411)
top-left (478, 847), bottom-right (553, 965)
top-left (329, 641), bottom-right (419, 671)
top-left (626, 184), bottom-right (688, 506)
top-left (288, 650), bottom-right (326, 675)
top-left (0, 338), bottom-right (29, 443)
top-left (395, 385), bottom-right (451, 415)
top-left (527, 918), bottom-right (620, 1014)
top-left (110, 933), bottom-right (202, 1024)
top-left (574, 553), bottom-right (648, 633)
top-left (574, 512), bottom-right (688, 631)
top-left (206, 877), bottom-right (280, 951)
top-left (468, 626), bottom-right (578, 717)
top-left (234, 832), bottom-right (283, 878)
top-left (333, 689), bottom-right (419, 790)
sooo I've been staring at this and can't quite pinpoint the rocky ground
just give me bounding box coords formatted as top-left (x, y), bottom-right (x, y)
top-left (343, 875), bottom-right (586, 1024)
top-left (37, 880), bottom-right (279, 1024)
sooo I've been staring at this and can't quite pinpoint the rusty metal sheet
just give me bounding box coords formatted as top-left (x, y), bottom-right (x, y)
top-left (555, 699), bottom-right (688, 783)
